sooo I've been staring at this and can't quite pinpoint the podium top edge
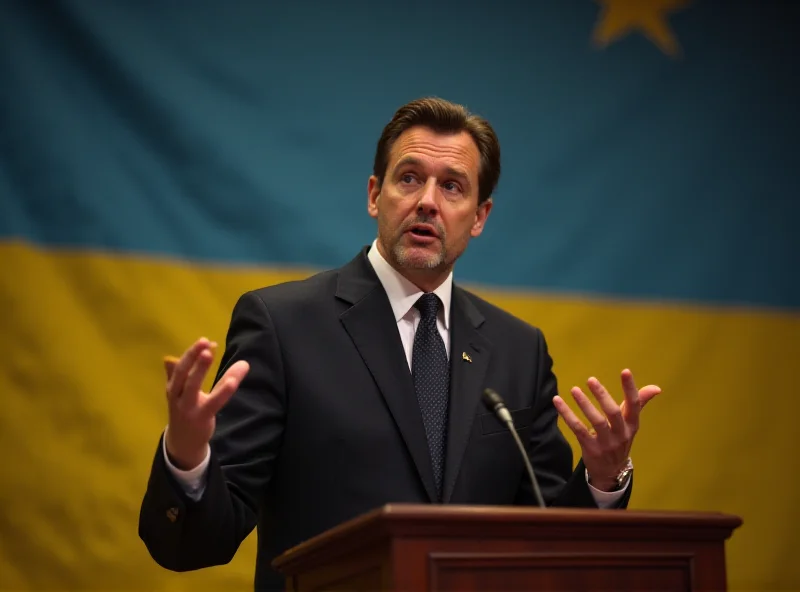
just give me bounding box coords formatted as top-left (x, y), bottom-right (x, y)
top-left (376, 504), bottom-right (742, 525)
top-left (272, 504), bottom-right (743, 571)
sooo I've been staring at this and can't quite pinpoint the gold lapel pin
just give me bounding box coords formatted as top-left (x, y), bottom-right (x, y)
top-left (462, 352), bottom-right (472, 363)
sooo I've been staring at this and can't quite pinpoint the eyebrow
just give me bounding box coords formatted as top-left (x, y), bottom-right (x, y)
top-left (394, 156), bottom-right (471, 184)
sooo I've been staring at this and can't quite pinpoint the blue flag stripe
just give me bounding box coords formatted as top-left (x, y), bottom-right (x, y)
top-left (1, 0), bottom-right (797, 309)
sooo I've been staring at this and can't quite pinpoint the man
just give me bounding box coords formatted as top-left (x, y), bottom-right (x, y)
top-left (139, 97), bottom-right (661, 591)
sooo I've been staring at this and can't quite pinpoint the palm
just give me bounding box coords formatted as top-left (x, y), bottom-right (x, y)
top-left (553, 369), bottom-right (662, 490)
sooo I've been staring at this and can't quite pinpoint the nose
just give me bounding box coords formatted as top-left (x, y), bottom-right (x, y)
top-left (416, 179), bottom-right (439, 215)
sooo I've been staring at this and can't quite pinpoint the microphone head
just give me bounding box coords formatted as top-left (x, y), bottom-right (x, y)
top-left (482, 388), bottom-right (505, 410)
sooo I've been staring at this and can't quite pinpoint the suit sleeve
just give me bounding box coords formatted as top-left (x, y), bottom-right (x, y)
top-left (515, 329), bottom-right (632, 509)
top-left (138, 290), bottom-right (285, 570)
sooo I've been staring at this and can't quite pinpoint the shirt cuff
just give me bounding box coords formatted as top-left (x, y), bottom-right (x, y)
top-left (162, 426), bottom-right (210, 500)
top-left (585, 468), bottom-right (629, 508)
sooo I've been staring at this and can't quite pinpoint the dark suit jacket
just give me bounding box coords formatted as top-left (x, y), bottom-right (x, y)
top-left (139, 246), bottom-right (631, 591)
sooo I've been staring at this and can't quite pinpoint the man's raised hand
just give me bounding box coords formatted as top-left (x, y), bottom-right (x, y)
top-left (163, 337), bottom-right (249, 470)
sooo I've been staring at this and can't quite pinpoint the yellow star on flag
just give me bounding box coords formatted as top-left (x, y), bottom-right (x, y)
top-left (591, 0), bottom-right (692, 57)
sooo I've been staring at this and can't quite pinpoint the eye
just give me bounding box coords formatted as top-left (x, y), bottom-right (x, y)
top-left (442, 181), bottom-right (461, 193)
top-left (400, 173), bottom-right (417, 184)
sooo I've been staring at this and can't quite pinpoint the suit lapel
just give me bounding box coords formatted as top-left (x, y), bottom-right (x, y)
top-left (442, 287), bottom-right (492, 503)
top-left (336, 248), bottom-right (439, 503)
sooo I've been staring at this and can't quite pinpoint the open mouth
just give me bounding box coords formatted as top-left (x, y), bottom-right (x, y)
top-left (407, 224), bottom-right (438, 239)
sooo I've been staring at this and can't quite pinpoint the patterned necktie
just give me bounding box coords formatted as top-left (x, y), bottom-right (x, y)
top-left (412, 292), bottom-right (450, 500)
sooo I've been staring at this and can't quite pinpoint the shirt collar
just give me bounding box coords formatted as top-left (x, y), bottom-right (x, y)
top-left (367, 239), bottom-right (452, 329)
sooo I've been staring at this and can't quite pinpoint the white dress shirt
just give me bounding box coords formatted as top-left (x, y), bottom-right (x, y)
top-left (165, 239), bottom-right (627, 506)
top-left (366, 238), bottom-right (452, 368)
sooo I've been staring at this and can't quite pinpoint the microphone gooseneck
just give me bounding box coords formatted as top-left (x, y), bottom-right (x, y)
top-left (482, 388), bottom-right (546, 509)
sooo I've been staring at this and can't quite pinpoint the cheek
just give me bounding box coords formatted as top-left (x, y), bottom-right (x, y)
top-left (383, 196), bottom-right (417, 222)
top-left (377, 200), bottom-right (407, 231)
top-left (445, 211), bottom-right (477, 238)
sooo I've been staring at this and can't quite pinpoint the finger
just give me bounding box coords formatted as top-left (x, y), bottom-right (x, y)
top-left (169, 338), bottom-right (213, 399)
top-left (214, 359), bottom-right (250, 394)
top-left (552, 396), bottom-right (596, 447)
top-left (163, 356), bottom-right (179, 381)
top-left (204, 361), bottom-right (250, 416)
top-left (638, 384), bottom-right (662, 409)
top-left (570, 386), bottom-right (611, 436)
top-left (180, 348), bottom-right (217, 407)
top-left (586, 377), bottom-right (624, 435)
top-left (620, 369), bottom-right (641, 425)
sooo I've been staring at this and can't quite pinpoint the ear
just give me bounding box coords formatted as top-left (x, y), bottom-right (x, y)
top-left (470, 197), bottom-right (493, 237)
top-left (367, 175), bottom-right (381, 219)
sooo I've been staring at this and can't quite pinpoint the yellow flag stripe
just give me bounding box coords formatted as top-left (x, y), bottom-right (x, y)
top-left (1, 239), bottom-right (797, 590)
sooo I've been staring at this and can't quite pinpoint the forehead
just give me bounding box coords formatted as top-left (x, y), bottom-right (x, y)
top-left (388, 126), bottom-right (481, 178)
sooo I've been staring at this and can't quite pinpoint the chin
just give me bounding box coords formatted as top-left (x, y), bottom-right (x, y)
top-left (393, 245), bottom-right (444, 270)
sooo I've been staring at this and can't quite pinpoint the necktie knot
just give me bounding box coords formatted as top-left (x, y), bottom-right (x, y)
top-left (415, 293), bottom-right (440, 322)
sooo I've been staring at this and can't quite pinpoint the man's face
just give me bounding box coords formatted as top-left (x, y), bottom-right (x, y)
top-left (367, 126), bottom-right (492, 278)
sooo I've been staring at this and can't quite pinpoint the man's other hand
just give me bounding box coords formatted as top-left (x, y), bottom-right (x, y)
top-left (163, 338), bottom-right (249, 470)
top-left (553, 369), bottom-right (661, 492)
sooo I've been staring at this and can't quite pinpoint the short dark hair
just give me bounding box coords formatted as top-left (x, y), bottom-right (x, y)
top-left (372, 97), bottom-right (501, 204)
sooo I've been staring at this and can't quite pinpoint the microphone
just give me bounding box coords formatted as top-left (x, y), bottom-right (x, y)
top-left (482, 388), bottom-right (546, 509)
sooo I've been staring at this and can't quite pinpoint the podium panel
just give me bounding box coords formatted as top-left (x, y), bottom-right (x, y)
top-left (428, 552), bottom-right (694, 591)
top-left (273, 505), bottom-right (741, 591)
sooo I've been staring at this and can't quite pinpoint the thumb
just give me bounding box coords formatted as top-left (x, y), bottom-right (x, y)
top-left (203, 360), bottom-right (250, 416)
top-left (638, 385), bottom-right (662, 408)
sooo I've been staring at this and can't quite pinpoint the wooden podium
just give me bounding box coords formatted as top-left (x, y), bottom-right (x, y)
top-left (273, 505), bottom-right (742, 591)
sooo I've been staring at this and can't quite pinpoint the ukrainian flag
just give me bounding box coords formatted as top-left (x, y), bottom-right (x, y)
top-left (1, 1), bottom-right (797, 590)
